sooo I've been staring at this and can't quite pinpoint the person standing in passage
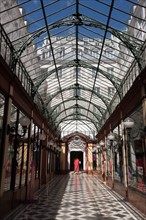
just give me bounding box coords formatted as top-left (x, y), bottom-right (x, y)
top-left (74, 158), bottom-right (80, 173)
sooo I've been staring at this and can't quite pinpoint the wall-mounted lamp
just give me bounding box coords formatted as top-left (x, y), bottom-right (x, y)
top-left (56, 146), bottom-right (61, 152)
top-left (107, 133), bottom-right (115, 152)
top-left (7, 117), bottom-right (30, 137)
top-left (48, 140), bottom-right (54, 146)
top-left (99, 140), bottom-right (104, 147)
top-left (92, 146), bottom-right (96, 153)
top-left (123, 117), bottom-right (134, 135)
top-left (39, 133), bottom-right (46, 141)
top-left (96, 144), bottom-right (100, 151)
top-left (107, 132), bottom-right (115, 142)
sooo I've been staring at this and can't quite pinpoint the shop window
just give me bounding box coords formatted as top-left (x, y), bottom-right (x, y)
top-left (47, 150), bottom-right (51, 174)
top-left (4, 104), bottom-right (17, 191)
top-left (4, 106), bottom-right (30, 191)
top-left (31, 125), bottom-right (41, 180)
top-left (0, 93), bottom-right (5, 146)
top-left (16, 142), bottom-right (28, 188)
top-left (28, 126), bottom-right (37, 181)
top-left (135, 139), bottom-right (144, 181)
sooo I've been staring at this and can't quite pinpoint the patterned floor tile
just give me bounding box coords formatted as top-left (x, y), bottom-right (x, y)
top-left (3, 173), bottom-right (145, 220)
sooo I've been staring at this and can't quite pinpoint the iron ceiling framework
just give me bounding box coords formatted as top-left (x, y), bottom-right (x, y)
top-left (0, 0), bottom-right (146, 138)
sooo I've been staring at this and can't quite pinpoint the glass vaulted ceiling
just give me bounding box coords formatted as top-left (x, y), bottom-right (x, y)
top-left (0, 0), bottom-right (146, 139)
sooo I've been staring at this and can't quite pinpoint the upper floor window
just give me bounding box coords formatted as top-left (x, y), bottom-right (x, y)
top-left (55, 69), bottom-right (62, 78)
top-left (107, 67), bottom-right (114, 76)
top-left (108, 87), bottom-right (115, 96)
top-left (44, 50), bottom-right (51, 59)
top-left (93, 105), bottom-right (97, 113)
top-left (78, 49), bottom-right (82, 58)
top-left (58, 104), bottom-right (62, 112)
top-left (84, 48), bottom-right (88, 54)
top-left (71, 48), bottom-right (82, 58)
top-left (56, 87), bottom-right (61, 99)
top-left (92, 50), bottom-right (99, 58)
top-left (72, 48), bottom-right (76, 55)
top-left (105, 49), bottom-right (114, 59)
top-left (94, 86), bottom-right (100, 94)
top-left (92, 69), bottom-right (99, 78)
top-left (66, 36), bottom-right (72, 41)
top-left (56, 36), bottom-right (60, 42)
top-left (59, 47), bottom-right (65, 58)
top-left (84, 41), bottom-right (88, 46)
top-left (58, 69), bottom-right (62, 78)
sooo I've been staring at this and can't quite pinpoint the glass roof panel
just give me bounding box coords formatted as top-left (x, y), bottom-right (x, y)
top-left (1, 0), bottom-right (145, 138)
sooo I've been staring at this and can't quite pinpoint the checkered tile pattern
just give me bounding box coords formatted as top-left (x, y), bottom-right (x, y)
top-left (3, 173), bottom-right (145, 220)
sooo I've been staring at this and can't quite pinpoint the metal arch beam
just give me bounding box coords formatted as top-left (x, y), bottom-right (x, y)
top-left (55, 14), bottom-right (144, 70)
top-left (46, 85), bottom-right (111, 113)
top-left (11, 14), bottom-right (75, 65)
top-left (55, 112), bottom-right (99, 130)
top-left (60, 113), bottom-right (98, 128)
top-left (11, 28), bottom-right (47, 70)
top-left (60, 118), bottom-right (98, 134)
top-left (34, 59), bottom-right (122, 99)
top-left (80, 15), bottom-right (143, 70)
top-left (34, 63), bottom-right (68, 95)
top-left (46, 86), bottom-right (110, 106)
top-left (57, 113), bottom-right (98, 129)
top-left (60, 119), bottom-right (96, 135)
top-left (11, 13), bottom-right (143, 71)
top-left (11, 17), bottom-right (69, 69)
top-left (53, 104), bottom-right (101, 122)
top-left (46, 86), bottom-right (109, 107)
top-left (50, 96), bottom-right (104, 116)
top-left (108, 29), bottom-right (143, 71)
top-left (79, 60), bottom-right (122, 99)
top-left (10, 15), bottom-right (74, 70)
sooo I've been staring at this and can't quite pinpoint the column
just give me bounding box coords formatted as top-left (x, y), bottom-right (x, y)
top-left (0, 95), bottom-right (12, 196)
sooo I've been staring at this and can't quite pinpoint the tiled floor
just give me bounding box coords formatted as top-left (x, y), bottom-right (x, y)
top-left (3, 172), bottom-right (145, 220)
